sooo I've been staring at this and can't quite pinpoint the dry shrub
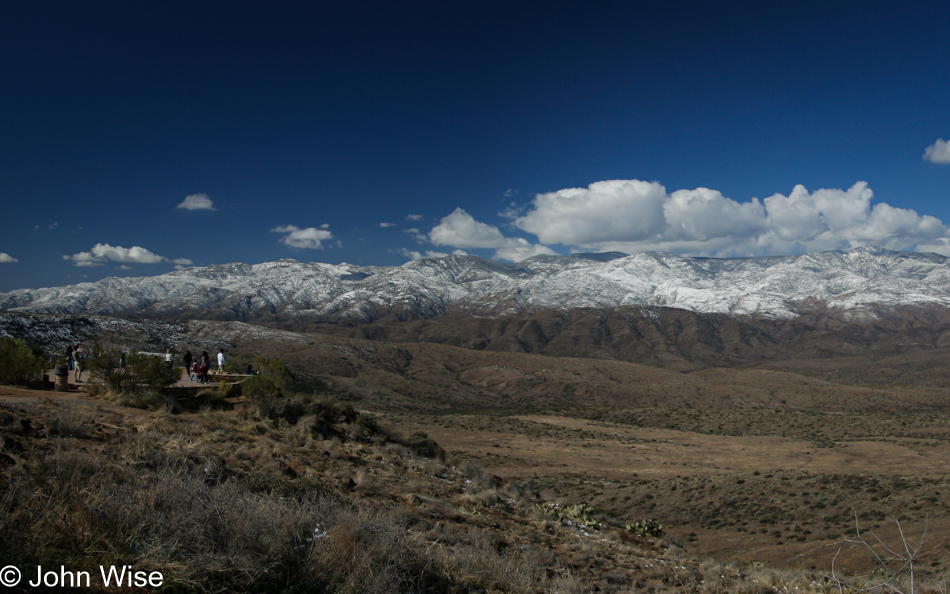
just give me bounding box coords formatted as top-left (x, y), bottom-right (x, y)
top-left (105, 387), bottom-right (180, 413)
top-left (458, 458), bottom-right (490, 485)
top-left (3, 444), bottom-right (331, 591)
top-left (353, 469), bottom-right (380, 494)
top-left (419, 458), bottom-right (447, 476)
top-left (0, 417), bottom-right (557, 593)
top-left (306, 506), bottom-right (424, 593)
top-left (504, 478), bottom-right (534, 502)
top-left (461, 486), bottom-right (504, 509)
top-left (423, 534), bottom-right (545, 593)
top-left (549, 574), bottom-right (583, 594)
top-left (384, 442), bottom-right (410, 460)
top-left (43, 401), bottom-right (94, 438)
top-left (283, 413), bottom-right (317, 447)
top-left (324, 436), bottom-right (343, 458)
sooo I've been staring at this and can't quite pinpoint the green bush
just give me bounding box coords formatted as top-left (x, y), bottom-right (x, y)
top-left (253, 356), bottom-right (294, 391)
top-left (242, 374), bottom-right (282, 418)
top-left (403, 431), bottom-right (444, 460)
top-left (241, 357), bottom-right (298, 418)
top-left (0, 337), bottom-right (45, 386)
top-left (89, 348), bottom-right (178, 395)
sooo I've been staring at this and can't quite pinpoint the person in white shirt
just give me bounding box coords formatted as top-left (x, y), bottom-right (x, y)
top-left (217, 350), bottom-right (225, 373)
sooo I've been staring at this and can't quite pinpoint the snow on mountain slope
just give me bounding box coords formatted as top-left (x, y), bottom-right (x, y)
top-left (2, 247), bottom-right (949, 322)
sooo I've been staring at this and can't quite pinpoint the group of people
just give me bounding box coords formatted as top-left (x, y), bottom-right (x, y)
top-left (182, 349), bottom-right (226, 384)
top-left (64, 344), bottom-right (233, 385)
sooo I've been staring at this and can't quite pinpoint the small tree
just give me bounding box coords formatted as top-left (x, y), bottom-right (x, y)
top-left (242, 357), bottom-right (294, 418)
top-left (89, 349), bottom-right (178, 394)
top-left (253, 356), bottom-right (294, 390)
top-left (88, 345), bottom-right (122, 386)
top-left (0, 337), bottom-right (45, 386)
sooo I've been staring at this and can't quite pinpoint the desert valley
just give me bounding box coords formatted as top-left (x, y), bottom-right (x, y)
top-left (3, 248), bottom-right (950, 592)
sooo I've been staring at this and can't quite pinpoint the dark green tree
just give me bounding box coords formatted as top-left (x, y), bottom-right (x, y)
top-left (0, 337), bottom-right (45, 386)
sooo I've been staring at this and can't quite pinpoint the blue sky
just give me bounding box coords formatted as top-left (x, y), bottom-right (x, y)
top-left (1, 1), bottom-right (949, 291)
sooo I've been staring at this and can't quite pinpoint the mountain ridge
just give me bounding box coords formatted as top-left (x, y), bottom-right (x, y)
top-left (3, 246), bottom-right (949, 323)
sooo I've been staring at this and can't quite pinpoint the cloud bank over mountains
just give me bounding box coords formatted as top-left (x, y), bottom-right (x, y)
top-left (429, 208), bottom-right (556, 262)
top-left (424, 180), bottom-right (950, 262)
top-left (64, 244), bottom-right (193, 268)
top-left (38, 178), bottom-right (950, 279)
top-left (270, 225), bottom-right (334, 250)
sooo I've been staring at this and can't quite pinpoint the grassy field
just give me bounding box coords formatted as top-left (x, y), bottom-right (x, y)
top-left (0, 385), bottom-right (790, 593)
top-left (6, 318), bottom-right (950, 591)
top-left (212, 331), bottom-right (950, 590)
top-left (400, 409), bottom-right (950, 572)
top-left (4, 378), bottom-right (950, 592)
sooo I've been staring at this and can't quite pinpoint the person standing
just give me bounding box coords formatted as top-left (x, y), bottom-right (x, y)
top-left (183, 350), bottom-right (193, 373)
top-left (73, 341), bottom-right (84, 382)
top-left (165, 349), bottom-right (173, 369)
top-left (217, 350), bottom-right (225, 374)
top-left (199, 351), bottom-right (210, 384)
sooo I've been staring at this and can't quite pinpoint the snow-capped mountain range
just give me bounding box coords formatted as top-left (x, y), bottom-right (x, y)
top-left (3, 247), bottom-right (950, 323)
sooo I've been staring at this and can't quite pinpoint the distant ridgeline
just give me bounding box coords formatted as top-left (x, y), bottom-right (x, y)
top-left (2, 247), bottom-right (950, 325)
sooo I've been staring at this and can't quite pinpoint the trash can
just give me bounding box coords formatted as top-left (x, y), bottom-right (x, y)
top-left (54, 365), bottom-right (69, 392)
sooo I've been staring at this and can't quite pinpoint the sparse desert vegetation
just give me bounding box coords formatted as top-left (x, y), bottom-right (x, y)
top-left (0, 387), bottom-right (694, 593)
top-left (5, 312), bottom-right (950, 591)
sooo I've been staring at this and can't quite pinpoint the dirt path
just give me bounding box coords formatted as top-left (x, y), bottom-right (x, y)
top-left (0, 384), bottom-right (93, 403)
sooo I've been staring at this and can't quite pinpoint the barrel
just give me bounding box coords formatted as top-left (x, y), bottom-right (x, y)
top-left (54, 365), bottom-right (69, 377)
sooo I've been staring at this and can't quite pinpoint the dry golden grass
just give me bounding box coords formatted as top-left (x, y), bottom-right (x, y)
top-left (397, 409), bottom-right (950, 580)
top-left (5, 388), bottom-right (787, 593)
top-left (9, 318), bottom-right (950, 592)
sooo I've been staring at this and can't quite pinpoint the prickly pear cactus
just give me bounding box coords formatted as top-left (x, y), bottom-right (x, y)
top-left (626, 519), bottom-right (663, 537)
top-left (535, 503), bottom-right (599, 527)
top-left (565, 504), bottom-right (598, 527)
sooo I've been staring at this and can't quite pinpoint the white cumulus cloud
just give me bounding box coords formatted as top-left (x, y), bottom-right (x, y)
top-left (271, 225), bottom-right (334, 249)
top-left (665, 187), bottom-right (766, 242)
top-left (760, 183), bottom-right (945, 254)
top-left (494, 238), bottom-right (558, 262)
top-left (428, 208), bottom-right (555, 262)
top-left (923, 139), bottom-right (950, 164)
top-left (397, 248), bottom-right (462, 260)
top-left (430, 208), bottom-right (508, 248)
top-left (515, 180), bottom-right (667, 245)
top-left (64, 243), bottom-right (183, 267)
top-left (0, 253), bottom-right (18, 263)
top-left (509, 179), bottom-right (950, 257)
top-left (176, 193), bottom-right (216, 210)
top-left (379, 222), bottom-right (396, 228)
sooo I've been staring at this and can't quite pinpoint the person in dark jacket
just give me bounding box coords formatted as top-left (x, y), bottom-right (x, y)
top-left (199, 351), bottom-right (210, 384)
